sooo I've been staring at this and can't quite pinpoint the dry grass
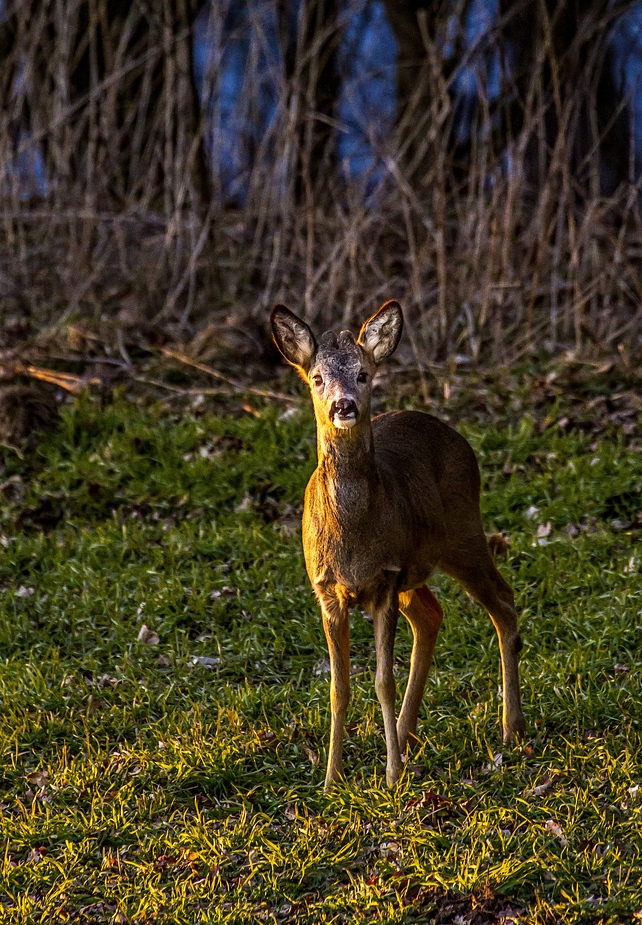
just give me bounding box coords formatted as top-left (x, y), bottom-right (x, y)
top-left (0, 0), bottom-right (641, 369)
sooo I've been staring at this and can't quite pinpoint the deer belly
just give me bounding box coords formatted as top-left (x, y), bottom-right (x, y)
top-left (306, 537), bottom-right (433, 598)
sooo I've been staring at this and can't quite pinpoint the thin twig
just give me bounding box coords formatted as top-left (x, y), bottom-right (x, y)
top-left (159, 348), bottom-right (297, 402)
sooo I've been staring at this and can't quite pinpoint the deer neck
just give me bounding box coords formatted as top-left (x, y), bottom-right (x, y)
top-left (316, 419), bottom-right (379, 500)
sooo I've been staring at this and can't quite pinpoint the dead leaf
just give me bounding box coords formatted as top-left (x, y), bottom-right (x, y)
top-left (210, 586), bottom-right (238, 599)
top-left (26, 846), bottom-right (48, 864)
top-left (525, 777), bottom-right (553, 798)
top-left (1, 475), bottom-right (25, 504)
top-left (187, 655), bottom-right (221, 669)
top-left (26, 770), bottom-right (49, 788)
top-left (379, 840), bottom-right (401, 861)
top-left (408, 791), bottom-right (445, 813)
top-left (545, 819), bottom-right (568, 846)
top-left (257, 730), bottom-right (276, 745)
top-left (304, 746), bottom-right (319, 766)
top-left (87, 694), bottom-right (104, 713)
top-left (15, 585), bottom-right (35, 598)
top-left (137, 624), bottom-right (159, 645)
top-left (234, 494), bottom-right (252, 513)
top-left (153, 854), bottom-right (178, 872)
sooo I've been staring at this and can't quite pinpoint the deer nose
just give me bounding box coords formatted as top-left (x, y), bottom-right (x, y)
top-left (331, 398), bottom-right (358, 421)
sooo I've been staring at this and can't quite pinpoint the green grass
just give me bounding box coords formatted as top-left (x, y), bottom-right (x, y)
top-left (1, 390), bottom-right (641, 923)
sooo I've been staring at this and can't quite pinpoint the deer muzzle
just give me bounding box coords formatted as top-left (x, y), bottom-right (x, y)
top-left (330, 397), bottom-right (358, 429)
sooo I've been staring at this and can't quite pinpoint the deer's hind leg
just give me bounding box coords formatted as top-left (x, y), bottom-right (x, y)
top-left (439, 537), bottom-right (525, 742)
top-left (397, 587), bottom-right (443, 756)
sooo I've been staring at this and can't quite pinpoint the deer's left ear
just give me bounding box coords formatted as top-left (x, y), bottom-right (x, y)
top-left (358, 301), bottom-right (403, 364)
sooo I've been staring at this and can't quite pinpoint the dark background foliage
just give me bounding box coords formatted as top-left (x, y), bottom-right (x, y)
top-left (2, 0), bottom-right (642, 369)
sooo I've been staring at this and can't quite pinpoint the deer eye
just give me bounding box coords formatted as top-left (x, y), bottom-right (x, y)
top-left (312, 374), bottom-right (323, 388)
top-left (357, 370), bottom-right (368, 383)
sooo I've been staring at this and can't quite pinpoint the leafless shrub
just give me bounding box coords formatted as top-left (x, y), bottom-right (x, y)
top-left (0, 0), bottom-right (640, 368)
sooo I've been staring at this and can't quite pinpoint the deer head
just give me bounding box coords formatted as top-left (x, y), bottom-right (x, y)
top-left (270, 301), bottom-right (403, 432)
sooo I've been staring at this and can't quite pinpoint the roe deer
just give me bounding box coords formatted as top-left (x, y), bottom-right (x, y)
top-left (270, 300), bottom-right (525, 789)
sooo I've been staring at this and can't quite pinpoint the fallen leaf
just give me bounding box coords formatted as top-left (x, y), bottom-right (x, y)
top-left (304, 746), bottom-right (319, 766)
top-left (611, 518), bottom-right (633, 531)
top-left (15, 585), bottom-right (35, 598)
top-left (153, 854), bottom-right (178, 872)
top-left (26, 846), bottom-right (47, 864)
top-left (545, 819), bottom-right (568, 846)
top-left (87, 694), bottom-right (104, 713)
top-left (379, 839), bottom-right (401, 860)
top-left (188, 655), bottom-right (221, 669)
top-left (137, 624), bottom-right (159, 645)
top-left (314, 659), bottom-right (330, 676)
top-left (27, 770), bottom-right (49, 788)
top-left (235, 494), bottom-right (252, 513)
top-left (525, 777), bottom-right (553, 797)
top-left (415, 791), bottom-right (449, 809)
top-left (210, 586), bottom-right (238, 599)
top-left (1, 475), bottom-right (25, 504)
top-left (482, 752), bottom-right (503, 773)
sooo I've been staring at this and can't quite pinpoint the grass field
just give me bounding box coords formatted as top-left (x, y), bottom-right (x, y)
top-left (1, 379), bottom-right (641, 924)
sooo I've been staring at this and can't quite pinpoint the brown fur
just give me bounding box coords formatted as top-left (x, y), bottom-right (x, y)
top-left (271, 301), bottom-right (525, 788)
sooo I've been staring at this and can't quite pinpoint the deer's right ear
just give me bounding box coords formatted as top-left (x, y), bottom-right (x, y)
top-left (270, 305), bottom-right (317, 373)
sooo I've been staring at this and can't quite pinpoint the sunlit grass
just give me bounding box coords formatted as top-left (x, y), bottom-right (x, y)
top-left (0, 393), bottom-right (641, 923)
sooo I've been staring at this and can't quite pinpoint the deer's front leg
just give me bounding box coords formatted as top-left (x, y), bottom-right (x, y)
top-left (316, 584), bottom-right (351, 790)
top-left (372, 590), bottom-right (402, 786)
